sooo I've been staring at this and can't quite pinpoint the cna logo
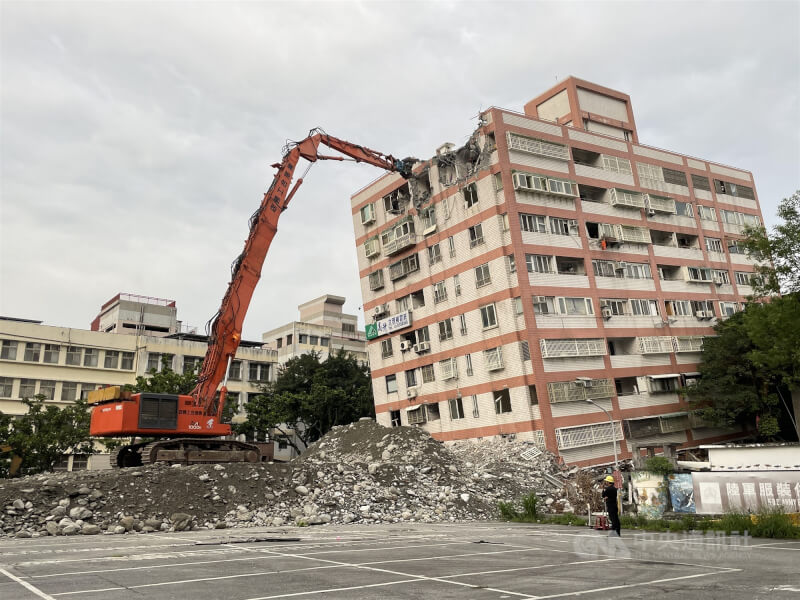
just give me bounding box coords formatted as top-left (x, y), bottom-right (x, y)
top-left (206, 418), bottom-right (215, 429)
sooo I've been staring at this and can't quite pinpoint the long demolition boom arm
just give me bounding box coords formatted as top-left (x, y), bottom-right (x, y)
top-left (190, 129), bottom-right (415, 418)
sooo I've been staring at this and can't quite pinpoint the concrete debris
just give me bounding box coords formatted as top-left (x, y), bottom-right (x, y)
top-left (0, 420), bottom-right (623, 537)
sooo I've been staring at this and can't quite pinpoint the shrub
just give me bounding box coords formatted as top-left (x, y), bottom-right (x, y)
top-left (522, 493), bottom-right (539, 519)
top-left (643, 456), bottom-right (675, 475)
top-left (498, 501), bottom-right (519, 521)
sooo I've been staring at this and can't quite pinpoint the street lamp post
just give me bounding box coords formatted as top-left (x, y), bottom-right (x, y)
top-left (585, 398), bottom-right (618, 472)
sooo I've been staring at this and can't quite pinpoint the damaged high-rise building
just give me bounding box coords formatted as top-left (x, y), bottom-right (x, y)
top-left (351, 77), bottom-right (761, 465)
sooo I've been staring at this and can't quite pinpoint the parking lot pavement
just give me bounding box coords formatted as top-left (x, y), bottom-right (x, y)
top-left (1, 523), bottom-right (799, 599)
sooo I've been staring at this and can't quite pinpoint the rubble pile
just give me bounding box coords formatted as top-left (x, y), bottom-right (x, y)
top-left (0, 420), bottom-right (607, 538)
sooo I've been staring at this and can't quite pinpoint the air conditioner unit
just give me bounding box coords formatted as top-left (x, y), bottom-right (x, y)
top-left (373, 304), bottom-right (388, 317)
top-left (407, 387), bottom-right (418, 399)
top-left (361, 214), bottom-right (376, 225)
top-left (695, 310), bottom-right (712, 320)
top-left (613, 261), bottom-right (626, 271)
top-left (601, 306), bottom-right (613, 319)
top-left (400, 340), bottom-right (412, 352)
top-left (568, 219), bottom-right (578, 227)
top-left (413, 341), bottom-right (431, 353)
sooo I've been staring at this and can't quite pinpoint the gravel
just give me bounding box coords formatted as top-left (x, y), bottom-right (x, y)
top-left (0, 420), bottom-right (619, 538)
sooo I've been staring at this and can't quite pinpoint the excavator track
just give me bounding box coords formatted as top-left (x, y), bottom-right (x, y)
top-left (139, 438), bottom-right (260, 466)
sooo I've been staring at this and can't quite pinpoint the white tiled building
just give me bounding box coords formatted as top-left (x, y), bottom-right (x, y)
top-left (352, 77), bottom-right (756, 465)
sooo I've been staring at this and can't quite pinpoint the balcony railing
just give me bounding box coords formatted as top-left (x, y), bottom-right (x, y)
top-left (609, 188), bottom-right (645, 210)
top-left (384, 232), bottom-right (417, 256)
top-left (547, 378), bottom-right (614, 404)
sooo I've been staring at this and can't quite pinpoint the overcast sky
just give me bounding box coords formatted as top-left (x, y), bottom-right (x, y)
top-left (1, 1), bottom-right (798, 341)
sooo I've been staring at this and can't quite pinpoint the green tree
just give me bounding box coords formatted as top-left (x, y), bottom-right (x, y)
top-left (688, 295), bottom-right (800, 440)
top-left (127, 356), bottom-right (197, 394)
top-left (237, 350), bottom-right (374, 454)
top-left (741, 190), bottom-right (800, 296)
top-left (0, 396), bottom-right (94, 476)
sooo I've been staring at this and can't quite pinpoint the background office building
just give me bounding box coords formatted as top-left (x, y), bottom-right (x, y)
top-left (351, 77), bottom-right (759, 465)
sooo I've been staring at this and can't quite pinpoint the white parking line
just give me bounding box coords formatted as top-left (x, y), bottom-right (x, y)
top-left (245, 578), bottom-right (421, 599)
top-left (0, 567), bottom-right (58, 600)
top-left (521, 568), bottom-right (743, 599)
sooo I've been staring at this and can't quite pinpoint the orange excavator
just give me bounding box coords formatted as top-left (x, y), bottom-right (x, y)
top-left (90, 130), bottom-right (416, 467)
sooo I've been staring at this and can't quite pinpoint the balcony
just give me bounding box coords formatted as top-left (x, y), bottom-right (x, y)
top-left (615, 224), bottom-right (651, 244)
top-left (547, 378), bottom-right (614, 404)
top-left (609, 188), bottom-right (646, 210)
top-left (556, 421), bottom-right (623, 450)
top-left (384, 232), bottom-right (417, 256)
top-left (645, 194), bottom-right (677, 214)
top-left (624, 412), bottom-right (689, 439)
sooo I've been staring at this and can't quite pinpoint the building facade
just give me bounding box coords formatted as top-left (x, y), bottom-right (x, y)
top-left (0, 317), bottom-right (278, 468)
top-left (262, 295), bottom-right (368, 365)
top-left (352, 77), bottom-right (760, 465)
top-left (90, 293), bottom-right (180, 337)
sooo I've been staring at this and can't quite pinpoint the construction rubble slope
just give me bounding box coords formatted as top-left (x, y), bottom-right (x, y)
top-left (0, 420), bottom-right (610, 538)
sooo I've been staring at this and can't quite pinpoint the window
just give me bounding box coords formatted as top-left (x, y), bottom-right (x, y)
top-left (0, 377), bottom-right (13, 397)
top-left (369, 269), bottom-right (385, 291)
top-left (665, 300), bottom-right (692, 317)
top-left (480, 303), bottom-right (498, 329)
top-left (229, 360), bottom-right (242, 380)
top-left (713, 269), bottom-right (730, 284)
top-left (1, 340), bottom-right (18, 360)
top-left (407, 406), bottom-right (426, 425)
top-left (438, 319), bottom-right (453, 341)
top-left (276, 338), bottom-right (283, 349)
top-left (416, 326), bottom-right (430, 343)
top-left (65, 346), bottom-right (81, 365)
top-left (735, 271), bottom-right (753, 285)
top-left (381, 339), bottom-right (393, 359)
top-left (602, 155), bottom-right (632, 175)
top-left (459, 314), bottom-right (467, 335)
top-left (464, 184), bottom-right (479, 208)
top-left (692, 174), bottom-right (711, 191)
top-left (24, 343), bottom-right (41, 362)
top-left (364, 236), bottom-right (380, 259)
top-left (514, 297), bottom-right (524, 316)
top-left (630, 299), bottom-right (659, 316)
top-left (420, 206), bottom-right (436, 230)
top-left (390, 410), bottom-right (401, 427)
top-left (526, 254), bottom-right (552, 274)
top-left (507, 134), bottom-right (570, 160)
top-left (475, 263), bottom-right (491, 287)
top-left (485, 347), bottom-right (504, 371)
top-left (549, 217), bottom-right (570, 236)
top-left (427, 243), bottom-right (442, 265)
top-left (61, 382), bottom-right (78, 402)
top-left (705, 237), bottom-right (723, 253)
top-left (104, 350), bottom-right (119, 369)
top-left (433, 280), bottom-right (448, 303)
top-left (120, 352), bottom-right (135, 370)
top-left (426, 403), bottom-right (441, 421)
top-left (298, 334), bottom-right (308, 344)
top-left (687, 266), bottom-right (712, 282)
top-left (453, 274), bottom-right (461, 296)
top-left (360, 203), bottom-right (376, 224)
top-left (320, 338), bottom-right (329, 347)
top-left (440, 357), bottom-right (458, 379)
top-left (520, 341), bottom-right (531, 361)
top-left (720, 301), bottom-right (738, 316)
top-left (494, 172), bottom-right (503, 190)
top-left (558, 297), bottom-right (593, 316)
top-left (675, 201), bottom-right (694, 217)
top-left (448, 397), bottom-right (465, 420)
top-left (421, 364), bottom-right (435, 383)
top-left (662, 167), bottom-right (688, 186)
top-left (468, 223), bottom-right (484, 247)
top-left (83, 348), bottom-right (98, 367)
top-left (39, 380), bottom-right (56, 400)
top-left (625, 262), bottom-right (652, 279)
top-left (499, 213), bottom-right (509, 231)
top-left (506, 254), bottom-right (516, 274)
top-left (309, 335), bottom-right (319, 345)
top-left (494, 388), bottom-right (512, 414)
top-left (389, 254), bottom-right (420, 281)
top-left (147, 352), bottom-right (161, 372)
top-left (43, 344), bottom-right (60, 364)
top-left (520, 213), bottom-right (546, 233)
top-left (20, 379), bottom-right (36, 399)
top-left (249, 362), bottom-right (270, 382)
top-left (547, 178), bottom-right (575, 195)
top-left (698, 205), bottom-right (717, 221)
top-left (448, 236), bottom-right (456, 258)
top-left (533, 296), bottom-right (556, 315)
top-left (405, 369), bottom-right (417, 388)
top-left (286, 334), bottom-right (293, 344)
top-left (471, 394), bottom-right (480, 417)
top-left (592, 259), bottom-right (616, 278)
top-left (727, 239), bottom-right (743, 254)
top-left (602, 299), bottom-right (627, 316)
top-left (529, 385), bottom-right (539, 405)
top-left (465, 354), bottom-right (473, 376)
top-left (514, 172), bottom-right (548, 192)
top-left (385, 374), bottom-right (398, 394)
